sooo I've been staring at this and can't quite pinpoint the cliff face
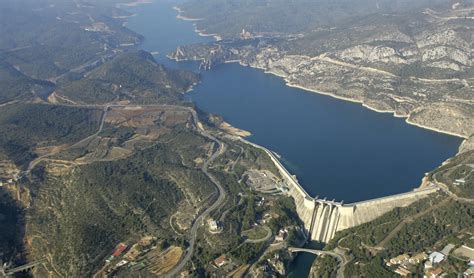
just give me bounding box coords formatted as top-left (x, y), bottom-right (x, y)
top-left (170, 5), bottom-right (474, 139)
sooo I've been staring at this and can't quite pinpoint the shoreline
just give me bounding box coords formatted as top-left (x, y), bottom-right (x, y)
top-left (170, 10), bottom-right (468, 142)
top-left (283, 81), bottom-right (468, 139)
top-left (116, 0), bottom-right (153, 8)
top-left (170, 51), bottom-right (468, 142)
top-left (241, 61), bottom-right (468, 140)
top-left (173, 6), bottom-right (222, 41)
top-left (286, 82), bottom-right (468, 139)
top-left (194, 26), bottom-right (223, 41)
top-left (133, 4), bottom-right (465, 202)
top-left (173, 6), bottom-right (204, 21)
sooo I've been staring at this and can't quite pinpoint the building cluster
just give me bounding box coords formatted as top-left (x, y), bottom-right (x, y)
top-left (240, 29), bottom-right (253, 40)
top-left (453, 178), bottom-right (466, 187)
top-left (386, 244), bottom-right (463, 277)
top-left (103, 237), bottom-right (159, 275)
top-left (0, 174), bottom-right (20, 187)
top-left (106, 243), bottom-right (128, 267)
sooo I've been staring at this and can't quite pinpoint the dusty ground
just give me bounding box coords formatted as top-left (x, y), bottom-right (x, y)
top-left (219, 122), bottom-right (251, 137)
top-left (146, 246), bottom-right (183, 276)
top-left (227, 264), bottom-right (250, 278)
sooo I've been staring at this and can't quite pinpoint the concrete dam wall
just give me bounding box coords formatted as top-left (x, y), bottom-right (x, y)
top-left (238, 138), bottom-right (439, 243)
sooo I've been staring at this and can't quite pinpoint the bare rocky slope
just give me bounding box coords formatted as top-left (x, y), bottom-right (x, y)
top-left (171, 1), bottom-right (474, 142)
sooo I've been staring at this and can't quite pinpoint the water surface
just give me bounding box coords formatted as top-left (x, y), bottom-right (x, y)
top-left (125, 1), bottom-right (462, 274)
top-left (126, 1), bottom-right (461, 203)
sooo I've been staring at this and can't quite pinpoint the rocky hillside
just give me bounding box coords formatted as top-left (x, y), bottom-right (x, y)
top-left (171, 2), bottom-right (474, 139)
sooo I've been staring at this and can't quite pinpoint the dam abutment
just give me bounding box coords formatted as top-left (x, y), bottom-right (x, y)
top-left (237, 137), bottom-right (439, 243)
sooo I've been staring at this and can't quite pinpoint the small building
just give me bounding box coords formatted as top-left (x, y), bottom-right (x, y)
top-left (138, 236), bottom-right (155, 247)
top-left (105, 255), bottom-right (115, 263)
top-left (213, 255), bottom-right (230, 268)
top-left (112, 243), bottom-right (127, 257)
top-left (207, 219), bottom-right (223, 233)
top-left (275, 229), bottom-right (288, 241)
top-left (394, 266), bottom-right (411, 277)
top-left (440, 244), bottom-right (455, 256)
top-left (424, 260), bottom-right (433, 270)
top-left (463, 267), bottom-right (474, 278)
top-left (240, 29), bottom-right (252, 39)
top-left (116, 260), bottom-right (128, 267)
top-left (409, 252), bottom-right (428, 264)
top-left (390, 254), bottom-right (410, 265)
top-left (428, 252), bottom-right (445, 264)
top-left (425, 268), bottom-right (444, 278)
top-left (208, 219), bottom-right (218, 230)
top-left (256, 197), bottom-right (265, 207)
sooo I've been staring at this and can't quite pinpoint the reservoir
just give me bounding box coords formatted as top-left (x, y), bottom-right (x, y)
top-left (125, 0), bottom-right (462, 203)
top-left (125, 1), bottom-right (462, 276)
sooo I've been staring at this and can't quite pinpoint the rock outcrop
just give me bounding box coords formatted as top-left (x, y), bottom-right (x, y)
top-left (170, 5), bottom-right (473, 140)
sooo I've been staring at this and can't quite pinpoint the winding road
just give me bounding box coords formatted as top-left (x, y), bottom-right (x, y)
top-left (21, 100), bottom-right (229, 276)
top-left (244, 226), bottom-right (273, 244)
top-left (166, 118), bottom-right (228, 277)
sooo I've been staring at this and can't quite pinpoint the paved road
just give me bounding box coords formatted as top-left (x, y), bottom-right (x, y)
top-left (244, 226), bottom-right (272, 244)
top-left (25, 105), bottom-right (110, 175)
top-left (288, 247), bottom-right (349, 278)
top-left (20, 101), bottom-right (228, 276)
top-left (24, 103), bottom-right (195, 175)
top-left (165, 115), bottom-right (227, 277)
top-left (432, 172), bottom-right (474, 204)
top-left (2, 259), bottom-right (46, 277)
top-left (374, 197), bottom-right (451, 251)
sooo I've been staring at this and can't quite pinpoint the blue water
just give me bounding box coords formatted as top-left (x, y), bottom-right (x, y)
top-left (125, 0), bottom-right (463, 274)
top-left (126, 0), bottom-right (462, 203)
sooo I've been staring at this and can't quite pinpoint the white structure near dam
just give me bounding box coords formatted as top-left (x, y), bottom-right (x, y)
top-left (239, 138), bottom-right (439, 243)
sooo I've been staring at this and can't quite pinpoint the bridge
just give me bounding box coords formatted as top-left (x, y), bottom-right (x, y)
top-left (288, 247), bottom-right (347, 278)
top-left (237, 137), bottom-right (439, 243)
top-left (288, 247), bottom-right (340, 257)
top-left (1, 259), bottom-right (46, 277)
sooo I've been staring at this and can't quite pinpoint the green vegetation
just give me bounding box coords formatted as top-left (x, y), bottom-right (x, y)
top-left (311, 255), bottom-right (338, 278)
top-left (242, 226), bottom-right (268, 240)
top-left (385, 201), bottom-right (473, 257)
top-left (328, 196), bottom-right (439, 250)
top-left (0, 103), bottom-right (101, 166)
top-left (267, 196), bottom-right (300, 233)
top-left (0, 0), bottom-right (140, 79)
top-left (180, 0), bottom-right (447, 37)
top-left (322, 194), bottom-right (474, 277)
top-left (56, 51), bottom-right (199, 104)
top-left (242, 196), bottom-right (257, 230)
top-left (27, 127), bottom-right (217, 276)
top-left (230, 242), bottom-right (265, 264)
top-left (0, 61), bottom-right (48, 104)
top-left (429, 150), bottom-right (474, 199)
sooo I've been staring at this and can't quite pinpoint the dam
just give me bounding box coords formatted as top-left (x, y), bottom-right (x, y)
top-left (123, 0), bottom-right (460, 245)
top-left (239, 137), bottom-right (439, 243)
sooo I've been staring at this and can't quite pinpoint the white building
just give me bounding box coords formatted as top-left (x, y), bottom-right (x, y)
top-left (428, 252), bottom-right (445, 264)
